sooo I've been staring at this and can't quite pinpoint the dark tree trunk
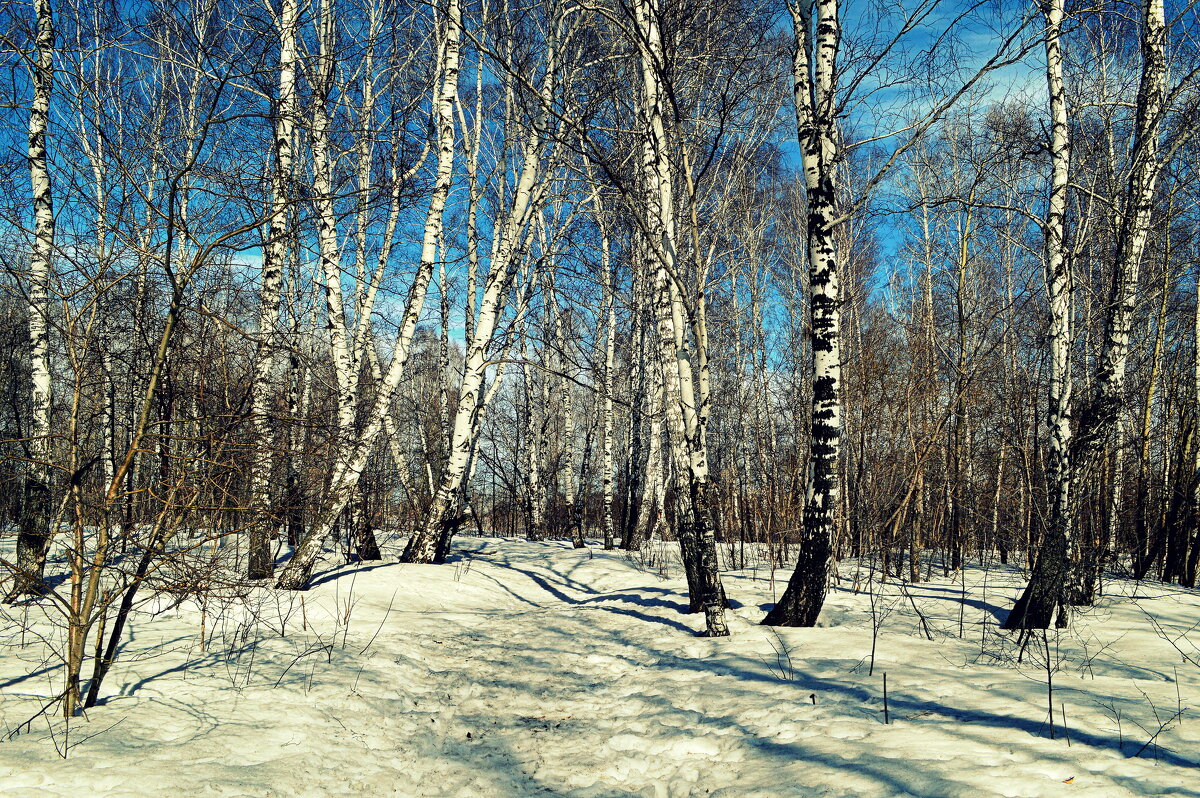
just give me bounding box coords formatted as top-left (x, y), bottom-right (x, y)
top-left (7, 477), bottom-right (51, 600)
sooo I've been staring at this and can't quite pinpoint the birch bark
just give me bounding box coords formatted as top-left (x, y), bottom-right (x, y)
top-left (402, 121), bottom-right (547, 563)
top-left (247, 0), bottom-right (298, 579)
top-left (636, 0), bottom-right (728, 636)
top-left (1002, 0), bottom-right (1071, 628)
top-left (522, 335), bottom-right (545, 538)
top-left (763, 0), bottom-right (843, 628)
top-left (10, 0), bottom-right (56, 600)
top-left (1008, 0), bottom-right (1167, 626)
top-left (398, 0), bottom-right (556, 566)
top-left (632, 356), bottom-right (665, 550)
top-left (401, 3), bottom-right (558, 564)
top-left (1070, 0), bottom-right (1165, 467)
top-left (311, 0), bottom-right (356, 453)
top-left (546, 266), bottom-right (584, 547)
top-left (597, 195), bottom-right (616, 551)
top-left (623, 259), bottom-right (651, 550)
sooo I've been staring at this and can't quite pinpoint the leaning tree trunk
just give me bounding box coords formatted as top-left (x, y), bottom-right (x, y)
top-left (401, 34), bottom-right (551, 564)
top-left (307, 0), bottom-right (382, 565)
top-left (1003, 0), bottom-right (1071, 629)
top-left (275, 0), bottom-right (461, 589)
top-left (9, 0), bottom-right (56, 602)
top-left (310, 0), bottom-right (357, 470)
top-left (1070, 0), bottom-right (1165, 473)
top-left (763, 0), bottom-right (843, 628)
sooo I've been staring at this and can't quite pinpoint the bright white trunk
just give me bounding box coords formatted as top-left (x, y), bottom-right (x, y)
top-left (28, 0), bottom-right (53, 466)
top-left (11, 0), bottom-right (56, 599)
top-left (247, 0), bottom-right (298, 577)
top-left (402, 7), bottom-right (556, 563)
top-left (599, 208), bottom-right (615, 550)
top-left (1074, 0), bottom-right (1166, 464)
top-left (523, 352), bottom-right (544, 536)
top-left (405, 136), bottom-right (545, 562)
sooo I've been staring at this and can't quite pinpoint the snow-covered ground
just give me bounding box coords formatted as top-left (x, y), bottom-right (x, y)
top-left (2, 537), bottom-right (1198, 797)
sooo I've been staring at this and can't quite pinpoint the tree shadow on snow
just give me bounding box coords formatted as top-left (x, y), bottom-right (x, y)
top-left (307, 560), bottom-right (393, 589)
top-left (680, 651), bottom-right (1200, 772)
top-left (500, 562), bottom-right (700, 635)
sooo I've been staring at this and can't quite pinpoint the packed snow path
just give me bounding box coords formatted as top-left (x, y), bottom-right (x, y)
top-left (2, 538), bottom-right (1198, 796)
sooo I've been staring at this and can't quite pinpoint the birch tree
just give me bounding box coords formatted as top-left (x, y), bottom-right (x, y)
top-left (247, 0), bottom-right (299, 580)
top-left (594, 188), bottom-right (617, 550)
top-left (7, 0), bottom-right (56, 601)
top-left (1007, 0), bottom-right (1172, 627)
top-left (760, 0), bottom-right (842, 628)
top-left (634, 0), bottom-right (729, 636)
top-left (761, 0), bottom-right (1035, 626)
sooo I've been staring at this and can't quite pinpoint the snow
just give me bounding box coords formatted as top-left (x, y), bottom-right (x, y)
top-left (2, 537), bottom-right (1198, 797)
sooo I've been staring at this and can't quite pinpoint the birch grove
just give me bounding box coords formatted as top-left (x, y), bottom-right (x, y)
top-left (2, 0), bottom-right (1200, 719)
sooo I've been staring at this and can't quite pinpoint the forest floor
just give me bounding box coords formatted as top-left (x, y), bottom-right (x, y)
top-left (2, 536), bottom-right (1199, 797)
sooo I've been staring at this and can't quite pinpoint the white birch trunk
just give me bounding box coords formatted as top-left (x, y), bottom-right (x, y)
top-left (247, 0), bottom-right (298, 579)
top-left (439, 243), bottom-right (452, 448)
top-left (350, 7), bottom-right (381, 336)
top-left (636, 0), bottom-right (728, 635)
top-left (456, 47), bottom-right (485, 349)
top-left (621, 259), bottom-right (648, 549)
top-left (598, 200), bottom-right (616, 551)
top-left (1072, 0), bottom-right (1166, 465)
top-left (310, 0), bottom-right (356, 451)
top-left (404, 134), bottom-right (547, 562)
top-left (1011, 0), bottom-right (1167, 626)
top-left (523, 347), bottom-right (545, 538)
top-left (763, 0), bottom-right (843, 628)
top-left (1004, 0), bottom-right (1072, 627)
top-left (1105, 417), bottom-right (1127, 573)
top-left (11, 0), bottom-right (56, 599)
top-left (546, 266), bottom-right (583, 547)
